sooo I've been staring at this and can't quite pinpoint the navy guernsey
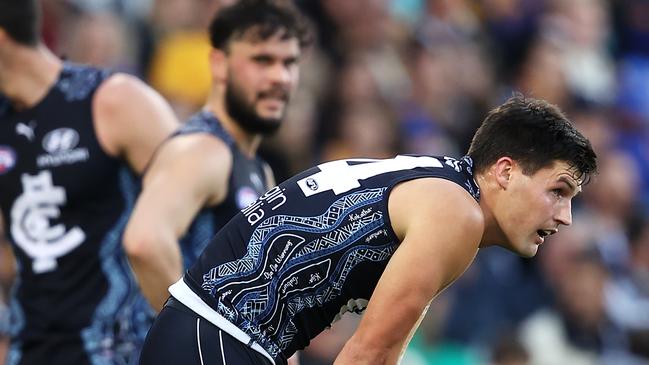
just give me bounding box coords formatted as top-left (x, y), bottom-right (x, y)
top-left (172, 110), bottom-right (269, 268)
top-left (173, 154), bottom-right (480, 364)
top-left (0, 63), bottom-right (153, 364)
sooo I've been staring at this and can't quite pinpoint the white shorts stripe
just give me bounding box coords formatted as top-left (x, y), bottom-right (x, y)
top-left (219, 330), bottom-right (227, 365)
top-left (169, 279), bottom-right (275, 364)
top-left (197, 318), bottom-right (205, 365)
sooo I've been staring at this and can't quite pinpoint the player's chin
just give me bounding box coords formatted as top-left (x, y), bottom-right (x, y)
top-left (258, 100), bottom-right (286, 115)
top-left (517, 243), bottom-right (539, 258)
top-left (504, 238), bottom-right (539, 258)
top-left (256, 106), bottom-right (284, 122)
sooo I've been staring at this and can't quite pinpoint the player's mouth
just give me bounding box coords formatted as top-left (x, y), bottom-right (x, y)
top-left (258, 93), bottom-right (288, 113)
top-left (535, 228), bottom-right (558, 244)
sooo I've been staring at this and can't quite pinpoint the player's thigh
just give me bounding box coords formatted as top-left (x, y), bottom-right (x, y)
top-left (196, 318), bottom-right (273, 365)
top-left (139, 303), bottom-right (271, 365)
top-left (139, 304), bottom-right (203, 365)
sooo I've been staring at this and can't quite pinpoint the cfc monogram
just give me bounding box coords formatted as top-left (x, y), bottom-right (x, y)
top-left (10, 171), bottom-right (86, 273)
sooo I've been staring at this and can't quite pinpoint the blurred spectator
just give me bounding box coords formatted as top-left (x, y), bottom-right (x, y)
top-left (542, 0), bottom-right (616, 105)
top-left (402, 293), bottom-right (479, 365)
top-left (400, 27), bottom-right (492, 155)
top-left (480, 0), bottom-right (546, 82)
top-left (490, 334), bottom-right (530, 365)
top-left (148, 29), bottom-right (211, 119)
top-left (604, 210), bottom-right (649, 363)
top-left (147, 0), bottom-right (230, 119)
top-left (30, 1), bottom-right (649, 364)
top-left (321, 101), bottom-right (401, 161)
top-left (520, 248), bottom-right (611, 365)
top-left (509, 36), bottom-right (570, 108)
top-left (61, 11), bottom-right (136, 73)
top-left (579, 150), bottom-right (640, 273)
top-left (613, 0), bottom-right (649, 57)
top-left (440, 248), bottom-right (551, 351)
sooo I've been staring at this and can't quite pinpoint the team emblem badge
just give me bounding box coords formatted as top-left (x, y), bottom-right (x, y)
top-left (0, 146), bottom-right (16, 174)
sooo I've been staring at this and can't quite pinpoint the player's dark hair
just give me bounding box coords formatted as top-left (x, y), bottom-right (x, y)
top-left (468, 95), bottom-right (597, 184)
top-left (0, 0), bottom-right (41, 46)
top-left (208, 0), bottom-right (311, 51)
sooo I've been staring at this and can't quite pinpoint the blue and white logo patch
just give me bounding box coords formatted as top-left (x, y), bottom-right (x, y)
top-left (0, 146), bottom-right (16, 174)
top-left (236, 186), bottom-right (260, 209)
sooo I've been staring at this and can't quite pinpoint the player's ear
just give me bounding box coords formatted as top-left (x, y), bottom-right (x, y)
top-left (493, 157), bottom-right (514, 189)
top-left (209, 48), bottom-right (227, 83)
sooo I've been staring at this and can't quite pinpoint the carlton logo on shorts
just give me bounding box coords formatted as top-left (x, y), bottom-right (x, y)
top-left (0, 146), bottom-right (16, 174)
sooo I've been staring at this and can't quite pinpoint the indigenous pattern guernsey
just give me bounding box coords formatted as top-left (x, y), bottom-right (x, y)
top-left (0, 63), bottom-right (153, 365)
top-left (173, 110), bottom-right (270, 268)
top-left (173, 154), bottom-right (480, 364)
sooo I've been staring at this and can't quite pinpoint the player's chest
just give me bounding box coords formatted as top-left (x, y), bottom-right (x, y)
top-left (0, 114), bottom-right (117, 205)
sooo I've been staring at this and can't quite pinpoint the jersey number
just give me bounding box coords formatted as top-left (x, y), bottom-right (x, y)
top-left (297, 155), bottom-right (443, 197)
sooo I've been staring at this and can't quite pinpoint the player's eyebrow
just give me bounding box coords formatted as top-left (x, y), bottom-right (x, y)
top-left (558, 176), bottom-right (581, 195)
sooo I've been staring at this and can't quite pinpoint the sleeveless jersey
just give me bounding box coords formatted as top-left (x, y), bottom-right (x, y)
top-left (172, 110), bottom-right (269, 268)
top-left (174, 154), bottom-right (480, 364)
top-left (0, 63), bottom-right (154, 364)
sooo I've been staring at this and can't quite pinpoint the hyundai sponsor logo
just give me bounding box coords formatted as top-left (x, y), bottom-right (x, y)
top-left (42, 128), bottom-right (79, 153)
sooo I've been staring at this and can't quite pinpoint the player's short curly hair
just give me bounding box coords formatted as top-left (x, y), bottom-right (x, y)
top-left (468, 94), bottom-right (598, 184)
top-left (208, 0), bottom-right (311, 52)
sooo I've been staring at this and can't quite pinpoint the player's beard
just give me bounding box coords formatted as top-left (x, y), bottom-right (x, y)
top-left (224, 77), bottom-right (287, 136)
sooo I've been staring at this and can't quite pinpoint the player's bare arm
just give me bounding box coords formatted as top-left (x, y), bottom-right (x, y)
top-left (0, 211), bottom-right (14, 301)
top-left (92, 73), bottom-right (178, 174)
top-left (334, 178), bottom-right (484, 364)
top-left (123, 135), bottom-right (232, 310)
top-left (91, 73), bottom-right (180, 310)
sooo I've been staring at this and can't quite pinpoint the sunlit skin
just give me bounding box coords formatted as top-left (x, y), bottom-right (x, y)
top-left (478, 159), bottom-right (582, 257)
top-left (225, 34), bottom-right (301, 123)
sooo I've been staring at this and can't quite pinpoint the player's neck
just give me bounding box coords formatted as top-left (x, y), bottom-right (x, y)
top-left (474, 172), bottom-right (504, 248)
top-left (0, 44), bottom-right (62, 110)
top-left (204, 94), bottom-right (262, 159)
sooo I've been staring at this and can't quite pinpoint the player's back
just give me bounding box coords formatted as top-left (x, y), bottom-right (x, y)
top-left (0, 63), bottom-right (153, 364)
top-left (173, 154), bottom-right (480, 363)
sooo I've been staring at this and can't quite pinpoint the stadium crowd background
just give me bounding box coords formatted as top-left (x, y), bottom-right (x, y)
top-left (1, 0), bottom-right (649, 364)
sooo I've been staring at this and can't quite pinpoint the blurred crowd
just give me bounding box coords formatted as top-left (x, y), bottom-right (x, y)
top-left (2, 0), bottom-right (649, 364)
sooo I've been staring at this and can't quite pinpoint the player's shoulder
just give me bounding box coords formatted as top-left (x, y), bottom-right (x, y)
top-left (390, 177), bottom-right (481, 214)
top-left (93, 72), bottom-right (159, 111)
top-left (164, 131), bottom-right (230, 159)
top-left (151, 130), bottom-right (233, 178)
top-left (388, 177), bottom-right (484, 241)
top-left (176, 111), bottom-right (236, 147)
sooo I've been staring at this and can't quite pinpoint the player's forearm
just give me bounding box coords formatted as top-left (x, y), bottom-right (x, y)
top-left (334, 336), bottom-right (399, 365)
top-left (123, 231), bottom-right (182, 312)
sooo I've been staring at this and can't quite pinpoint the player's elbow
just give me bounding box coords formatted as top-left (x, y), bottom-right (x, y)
top-left (122, 225), bottom-right (159, 261)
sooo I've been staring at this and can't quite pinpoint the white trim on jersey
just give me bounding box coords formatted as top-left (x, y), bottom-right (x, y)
top-left (169, 279), bottom-right (275, 365)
